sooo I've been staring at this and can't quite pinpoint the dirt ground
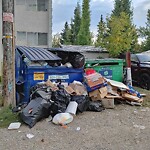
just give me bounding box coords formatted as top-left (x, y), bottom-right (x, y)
top-left (0, 104), bottom-right (149, 150)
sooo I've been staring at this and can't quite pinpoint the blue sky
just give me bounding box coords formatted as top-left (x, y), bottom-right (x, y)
top-left (52, 0), bottom-right (150, 35)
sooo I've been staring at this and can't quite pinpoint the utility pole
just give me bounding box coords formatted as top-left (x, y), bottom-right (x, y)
top-left (2, 0), bottom-right (15, 106)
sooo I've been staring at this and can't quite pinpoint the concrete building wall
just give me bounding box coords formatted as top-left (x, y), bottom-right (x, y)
top-left (15, 0), bottom-right (52, 48)
top-left (15, 6), bottom-right (49, 33)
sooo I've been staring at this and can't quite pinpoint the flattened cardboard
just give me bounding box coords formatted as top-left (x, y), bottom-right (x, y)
top-left (69, 83), bottom-right (87, 95)
top-left (65, 86), bottom-right (76, 95)
top-left (107, 79), bottom-right (129, 90)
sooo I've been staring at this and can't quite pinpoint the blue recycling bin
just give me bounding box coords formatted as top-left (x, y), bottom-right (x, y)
top-left (15, 46), bottom-right (84, 105)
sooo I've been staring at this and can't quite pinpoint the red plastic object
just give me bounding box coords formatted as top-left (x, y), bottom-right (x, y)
top-left (85, 69), bottom-right (96, 75)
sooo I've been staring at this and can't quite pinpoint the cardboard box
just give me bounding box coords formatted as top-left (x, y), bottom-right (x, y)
top-left (101, 98), bottom-right (115, 109)
top-left (99, 86), bottom-right (107, 99)
top-left (89, 89), bottom-right (102, 101)
top-left (85, 73), bottom-right (105, 88)
top-left (89, 86), bottom-right (107, 101)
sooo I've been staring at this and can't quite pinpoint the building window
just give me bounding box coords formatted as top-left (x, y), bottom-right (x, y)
top-left (26, 0), bottom-right (37, 11)
top-left (37, 0), bottom-right (48, 11)
top-left (16, 0), bottom-right (25, 5)
top-left (17, 32), bottom-right (48, 46)
top-left (38, 33), bottom-right (48, 46)
top-left (27, 32), bottom-right (38, 46)
top-left (17, 31), bottom-right (26, 43)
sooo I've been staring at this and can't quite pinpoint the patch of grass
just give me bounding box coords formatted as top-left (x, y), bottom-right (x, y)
top-left (0, 107), bottom-right (20, 128)
top-left (0, 94), bottom-right (3, 106)
top-left (134, 86), bottom-right (150, 107)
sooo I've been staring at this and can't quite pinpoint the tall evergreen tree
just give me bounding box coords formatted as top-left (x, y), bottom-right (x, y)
top-left (140, 9), bottom-right (150, 51)
top-left (112, 0), bottom-right (133, 18)
top-left (71, 2), bottom-right (81, 45)
top-left (61, 22), bottom-right (71, 45)
top-left (77, 0), bottom-right (91, 45)
top-left (95, 15), bottom-right (107, 47)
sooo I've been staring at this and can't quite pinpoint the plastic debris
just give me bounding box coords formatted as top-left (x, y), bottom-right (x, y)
top-left (26, 133), bottom-right (35, 139)
top-left (76, 127), bottom-right (81, 131)
top-left (52, 113), bottom-right (73, 125)
top-left (133, 124), bottom-right (146, 130)
top-left (8, 122), bottom-right (21, 130)
top-left (65, 101), bottom-right (78, 115)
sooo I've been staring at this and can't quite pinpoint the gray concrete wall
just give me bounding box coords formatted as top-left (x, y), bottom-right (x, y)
top-left (15, 6), bottom-right (49, 33)
top-left (15, 0), bottom-right (52, 47)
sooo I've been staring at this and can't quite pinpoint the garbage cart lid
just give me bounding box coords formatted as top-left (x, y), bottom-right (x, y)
top-left (16, 46), bottom-right (61, 61)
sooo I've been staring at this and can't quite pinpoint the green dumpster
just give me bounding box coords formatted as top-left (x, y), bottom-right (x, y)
top-left (85, 59), bottom-right (124, 82)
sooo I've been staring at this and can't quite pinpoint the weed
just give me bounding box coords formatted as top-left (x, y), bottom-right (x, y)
top-left (0, 107), bottom-right (21, 128)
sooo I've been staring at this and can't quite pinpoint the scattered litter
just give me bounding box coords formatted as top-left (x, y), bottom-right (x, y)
top-left (133, 124), bottom-right (146, 130)
top-left (52, 113), bottom-right (73, 125)
top-left (133, 110), bottom-right (138, 114)
top-left (76, 127), bottom-right (81, 131)
top-left (141, 109), bottom-right (146, 112)
top-left (65, 101), bottom-right (78, 115)
top-left (46, 116), bottom-right (53, 122)
top-left (126, 101), bottom-right (142, 106)
top-left (8, 122), bottom-right (21, 130)
top-left (18, 68), bottom-right (146, 128)
top-left (26, 133), bottom-right (35, 139)
top-left (140, 126), bottom-right (146, 130)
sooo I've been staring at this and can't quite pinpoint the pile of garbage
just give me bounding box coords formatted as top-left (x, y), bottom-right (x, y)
top-left (20, 69), bottom-right (143, 128)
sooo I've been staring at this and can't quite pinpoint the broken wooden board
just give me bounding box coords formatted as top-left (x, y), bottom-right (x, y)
top-left (122, 93), bottom-right (143, 103)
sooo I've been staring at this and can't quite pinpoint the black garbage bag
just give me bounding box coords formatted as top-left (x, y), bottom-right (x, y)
top-left (57, 51), bottom-right (69, 64)
top-left (31, 89), bottom-right (52, 100)
top-left (51, 87), bottom-right (71, 116)
top-left (20, 97), bottom-right (52, 128)
top-left (87, 101), bottom-right (105, 112)
top-left (30, 84), bottom-right (52, 100)
top-left (69, 53), bottom-right (85, 68)
top-left (71, 95), bottom-right (90, 113)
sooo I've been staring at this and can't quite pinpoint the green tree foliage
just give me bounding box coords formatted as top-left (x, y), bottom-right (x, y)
top-left (139, 9), bottom-right (150, 51)
top-left (105, 12), bottom-right (138, 57)
top-left (61, 22), bottom-right (72, 45)
top-left (95, 15), bottom-right (107, 47)
top-left (112, 0), bottom-right (133, 18)
top-left (71, 2), bottom-right (81, 45)
top-left (77, 0), bottom-right (91, 45)
top-left (104, 0), bottom-right (138, 57)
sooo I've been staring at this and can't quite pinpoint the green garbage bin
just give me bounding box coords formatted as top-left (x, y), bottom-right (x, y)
top-left (85, 59), bottom-right (124, 82)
